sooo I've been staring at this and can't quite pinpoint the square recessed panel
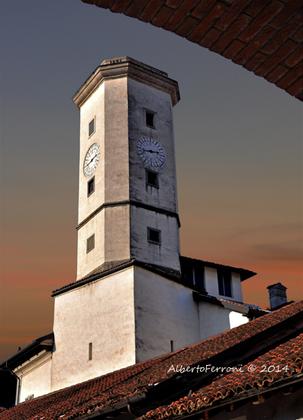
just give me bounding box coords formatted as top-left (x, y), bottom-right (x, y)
top-left (145, 110), bottom-right (155, 128)
top-left (147, 227), bottom-right (161, 245)
top-left (88, 118), bottom-right (95, 137)
top-left (86, 234), bottom-right (95, 253)
top-left (146, 170), bottom-right (159, 188)
top-left (87, 177), bottom-right (95, 196)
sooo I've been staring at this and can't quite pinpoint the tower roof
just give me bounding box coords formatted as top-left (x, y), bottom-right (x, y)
top-left (73, 56), bottom-right (180, 108)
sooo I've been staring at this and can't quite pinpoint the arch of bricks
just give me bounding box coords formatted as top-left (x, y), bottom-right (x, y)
top-left (82, 0), bottom-right (303, 101)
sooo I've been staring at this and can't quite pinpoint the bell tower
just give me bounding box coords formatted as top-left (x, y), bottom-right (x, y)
top-left (74, 57), bottom-right (181, 280)
top-left (52, 58), bottom-right (187, 390)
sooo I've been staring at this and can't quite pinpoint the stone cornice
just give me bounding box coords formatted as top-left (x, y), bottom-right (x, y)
top-left (73, 56), bottom-right (180, 107)
top-left (76, 199), bottom-right (181, 230)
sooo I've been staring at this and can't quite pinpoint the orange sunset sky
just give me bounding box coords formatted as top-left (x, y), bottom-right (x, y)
top-left (1, 0), bottom-right (302, 362)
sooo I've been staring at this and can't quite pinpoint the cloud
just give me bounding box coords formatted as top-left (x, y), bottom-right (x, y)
top-left (249, 241), bottom-right (303, 262)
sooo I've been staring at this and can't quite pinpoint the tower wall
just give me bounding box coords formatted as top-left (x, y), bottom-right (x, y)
top-left (52, 266), bottom-right (136, 390)
top-left (134, 266), bottom-right (200, 361)
top-left (76, 58), bottom-right (181, 279)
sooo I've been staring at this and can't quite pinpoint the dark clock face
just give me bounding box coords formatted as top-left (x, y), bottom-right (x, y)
top-left (136, 137), bottom-right (166, 170)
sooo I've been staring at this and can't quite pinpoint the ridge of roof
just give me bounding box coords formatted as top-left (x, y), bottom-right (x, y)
top-left (180, 255), bottom-right (256, 281)
top-left (1, 300), bottom-right (302, 419)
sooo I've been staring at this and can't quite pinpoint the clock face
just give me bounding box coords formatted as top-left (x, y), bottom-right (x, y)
top-left (83, 143), bottom-right (101, 177)
top-left (136, 137), bottom-right (166, 170)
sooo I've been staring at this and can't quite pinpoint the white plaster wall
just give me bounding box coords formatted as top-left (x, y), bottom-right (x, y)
top-left (134, 267), bottom-right (200, 361)
top-left (231, 272), bottom-right (243, 301)
top-left (104, 206), bottom-right (130, 263)
top-left (204, 268), bottom-right (243, 302)
top-left (131, 207), bottom-right (180, 271)
top-left (128, 78), bottom-right (180, 271)
top-left (229, 311), bottom-right (248, 328)
top-left (77, 204), bottom-right (131, 279)
top-left (204, 267), bottom-right (219, 296)
top-left (128, 78), bottom-right (178, 213)
top-left (76, 73), bottom-right (182, 278)
top-left (77, 78), bottom-right (130, 279)
top-left (198, 302), bottom-right (231, 340)
top-left (104, 78), bottom-right (129, 203)
top-left (77, 210), bottom-right (105, 279)
top-left (15, 352), bottom-right (52, 402)
top-left (52, 267), bottom-right (136, 390)
top-left (78, 77), bottom-right (129, 222)
top-left (78, 83), bottom-right (105, 223)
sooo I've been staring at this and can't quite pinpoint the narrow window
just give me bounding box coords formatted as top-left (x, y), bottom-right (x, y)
top-left (88, 342), bottom-right (93, 360)
top-left (88, 118), bottom-right (95, 137)
top-left (170, 340), bottom-right (174, 352)
top-left (147, 227), bottom-right (161, 245)
top-left (86, 234), bottom-right (95, 253)
top-left (145, 110), bottom-right (155, 128)
top-left (194, 263), bottom-right (205, 291)
top-left (87, 177), bottom-right (95, 196)
top-left (146, 170), bottom-right (159, 188)
top-left (218, 270), bottom-right (232, 297)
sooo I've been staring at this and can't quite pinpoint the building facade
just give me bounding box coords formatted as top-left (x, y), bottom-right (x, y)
top-left (1, 57), bottom-right (262, 405)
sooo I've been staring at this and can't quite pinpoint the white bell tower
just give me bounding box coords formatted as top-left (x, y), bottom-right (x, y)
top-left (74, 57), bottom-right (181, 280)
top-left (51, 58), bottom-right (192, 391)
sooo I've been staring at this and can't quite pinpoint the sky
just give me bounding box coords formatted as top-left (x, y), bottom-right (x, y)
top-left (0, 0), bottom-right (302, 362)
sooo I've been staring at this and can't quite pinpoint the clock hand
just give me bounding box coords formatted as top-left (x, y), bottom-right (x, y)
top-left (85, 154), bottom-right (98, 167)
top-left (145, 149), bottom-right (159, 154)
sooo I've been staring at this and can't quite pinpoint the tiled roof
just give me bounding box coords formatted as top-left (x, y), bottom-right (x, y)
top-left (193, 291), bottom-right (266, 316)
top-left (142, 332), bottom-right (303, 419)
top-left (1, 301), bottom-right (302, 419)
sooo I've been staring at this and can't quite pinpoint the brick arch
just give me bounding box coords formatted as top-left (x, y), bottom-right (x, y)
top-left (82, 0), bottom-right (303, 101)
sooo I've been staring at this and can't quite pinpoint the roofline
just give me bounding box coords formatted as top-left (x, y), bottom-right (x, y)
top-left (73, 56), bottom-right (180, 108)
top-left (52, 259), bottom-right (181, 297)
top-left (180, 375), bottom-right (303, 419)
top-left (180, 255), bottom-right (256, 281)
top-left (1, 333), bottom-right (54, 370)
top-left (192, 291), bottom-right (267, 316)
top-left (53, 255), bottom-right (256, 298)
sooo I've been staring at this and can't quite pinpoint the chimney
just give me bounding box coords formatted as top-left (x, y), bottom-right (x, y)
top-left (267, 283), bottom-right (287, 310)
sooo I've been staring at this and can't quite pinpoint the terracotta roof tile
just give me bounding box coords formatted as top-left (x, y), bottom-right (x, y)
top-left (1, 300), bottom-right (302, 419)
top-left (143, 332), bottom-right (303, 418)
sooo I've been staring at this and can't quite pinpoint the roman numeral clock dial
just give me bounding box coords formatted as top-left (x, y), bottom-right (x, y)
top-left (136, 137), bottom-right (166, 170)
top-left (83, 143), bottom-right (100, 177)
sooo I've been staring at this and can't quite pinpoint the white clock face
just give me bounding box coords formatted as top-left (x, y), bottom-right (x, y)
top-left (83, 143), bottom-right (100, 177)
top-left (136, 137), bottom-right (166, 170)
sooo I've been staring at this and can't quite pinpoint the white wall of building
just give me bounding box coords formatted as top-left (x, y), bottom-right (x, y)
top-left (134, 267), bottom-right (200, 361)
top-left (204, 267), bottom-right (219, 296)
top-left (15, 352), bottom-right (52, 403)
top-left (15, 267), bottom-right (250, 401)
top-left (229, 310), bottom-right (248, 328)
top-left (231, 272), bottom-right (243, 301)
top-left (131, 207), bottom-right (180, 271)
top-left (198, 302), bottom-right (231, 340)
top-left (51, 266), bottom-right (136, 391)
top-left (77, 77), bottom-right (130, 279)
top-left (204, 268), bottom-right (243, 302)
